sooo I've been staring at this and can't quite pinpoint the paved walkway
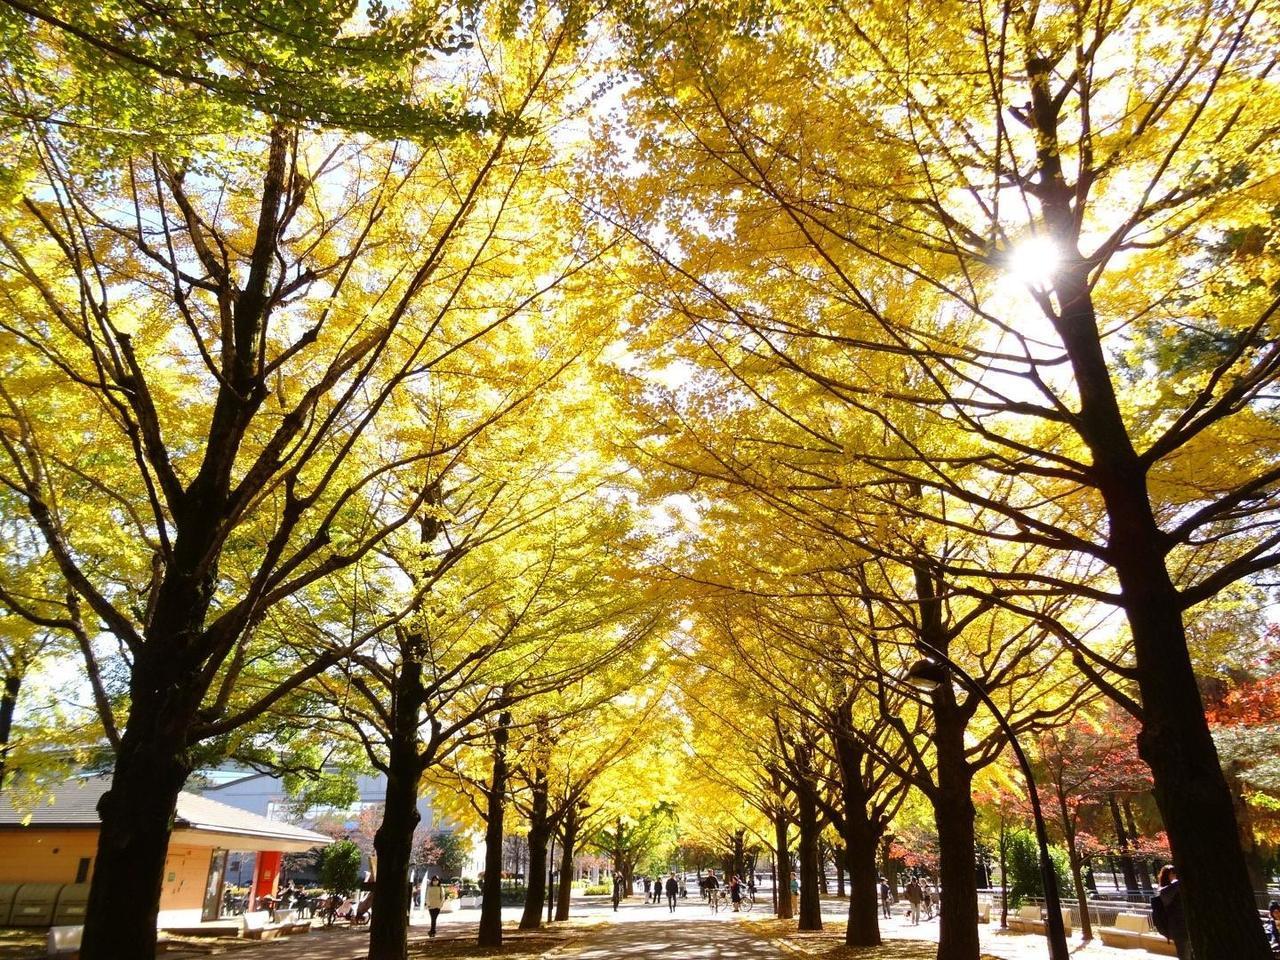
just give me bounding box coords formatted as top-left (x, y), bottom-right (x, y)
top-left (555, 902), bottom-right (783, 960)
top-left (147, 894), bottom-right (1175, 960)
top-left (197, 898), bottom-right (783, 960)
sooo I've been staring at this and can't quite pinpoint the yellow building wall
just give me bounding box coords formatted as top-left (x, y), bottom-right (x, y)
top-left (0, 829), bottom-right (97, 884)
top-left (0, 829), bottom-right (215, 914)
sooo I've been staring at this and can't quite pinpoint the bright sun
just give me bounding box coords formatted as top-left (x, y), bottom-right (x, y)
top-left (1005, 235), bottom-right (1061, 291)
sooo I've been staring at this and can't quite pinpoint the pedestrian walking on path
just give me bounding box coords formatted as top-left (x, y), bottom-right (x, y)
top-left (905, 878), bottom-right (923, 925)
top-left (425, 876), bottom-right (445, 938)
top-left (665, 873), bottom-right (679, 912)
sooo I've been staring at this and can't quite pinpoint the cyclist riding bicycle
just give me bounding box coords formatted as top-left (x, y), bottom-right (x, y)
top-left (704, 870), bottom-right (721, 911)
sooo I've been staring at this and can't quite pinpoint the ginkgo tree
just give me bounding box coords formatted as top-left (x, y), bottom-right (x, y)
top-left (607, 0), bottom-right (1280, 954)
top-left (606, 260), bottom-right (1098, 957)
top-left (297, 265), bottom-right (660, 959)
top-left (0, 7), bottom-right (605, 955)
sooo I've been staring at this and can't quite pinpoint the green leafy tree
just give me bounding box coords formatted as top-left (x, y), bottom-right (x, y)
top-left (1005, 829), bottom-right (1069, 909)
top-left (319, 839), bottom-right (362, 898)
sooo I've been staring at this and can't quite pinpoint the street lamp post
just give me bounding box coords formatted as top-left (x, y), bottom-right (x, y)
top-left (903, 647), bottom-right (1070, 960)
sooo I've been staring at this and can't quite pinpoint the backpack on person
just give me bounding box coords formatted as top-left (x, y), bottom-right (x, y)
top-left (1150, 893), bottom-right (1169, 938)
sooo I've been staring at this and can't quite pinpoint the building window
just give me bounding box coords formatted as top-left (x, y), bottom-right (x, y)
top-left (75, 858), bottom-right (91, 884)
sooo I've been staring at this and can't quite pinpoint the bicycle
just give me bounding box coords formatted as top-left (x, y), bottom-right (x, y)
top-left (737, 890), bottom-right (755, 913)
top-left (708, 887), bottom-right (721, 913)
top-left (317, 893), bottom-right (342, 927)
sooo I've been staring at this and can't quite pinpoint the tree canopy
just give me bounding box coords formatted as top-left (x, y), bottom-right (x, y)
top-left (1, 0), bottom-right (1278, 958)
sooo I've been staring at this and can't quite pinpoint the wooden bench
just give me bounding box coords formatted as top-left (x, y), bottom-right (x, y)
top-left (46, 925), bottom-right (81, 957)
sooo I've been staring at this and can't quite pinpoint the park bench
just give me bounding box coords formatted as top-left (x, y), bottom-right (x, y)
top-left (1097, 912), bottom-right (1178, 955)
top-left (1007, 904), bottom-right (1072, 937)
top-left (1099, 913), bottom-right (1148, 950)
top-left (1007, 904), bottom-right (1043, 932)
top-left (1138, 929), bottom-right (1176, 956)
top-left (46, 924), bottom-right (81, 957)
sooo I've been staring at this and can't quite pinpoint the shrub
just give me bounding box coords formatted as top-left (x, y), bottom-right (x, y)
top-left (500, 885), bottom-right (528, 906)
top-left (319, 839), bottom-right (362, 896)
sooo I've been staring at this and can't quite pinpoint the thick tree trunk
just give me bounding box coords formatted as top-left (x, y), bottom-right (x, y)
top-left (519, 802), bottom-right (550, 927)
top-left (933, 775), bottom-right (981, 960)
top-left (80, 721), bottom-right (191, 960)
top-left (0, 673), bottom-right (19, 790)
top-left (1026, 49), bottom-right (1271, 953)
top-left (773, 807), bottom-right (793, 919)
top-left (1129, 593), bottom-right (1270, 958)
top-left (367, 751), bottom-right (421, 958)
top-left (1105, 497), bottom-right (1266, 954)
top-left (72, 127), bottom-right (298, 960)
top-left (913, 562), bottom-right (980, 960)
top-left (367, 654), bottom-right (426, 960)
top-left (478, 712), bottom-right (511, 948)
top-left (844, 835), bottom-right (882, 946)
top-left (932, 703), bottom-right (981, 960)
top-left (835, 846), bottom-right (845, 898)
top-left (833, 734), bottom-right (881, 947)
top-left (796, 775), bottom-right (822, 931)
top-left (554, 809), bottom-right (578, 921)
top-left (732, 828), bottom-right (746, 880)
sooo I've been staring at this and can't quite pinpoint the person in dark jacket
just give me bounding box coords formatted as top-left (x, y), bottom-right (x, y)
top-left (1152, 864), bottom-right (1190, 959)
top-left (665, 873), bottom-right (679, 912)
top-left (1266, 901), bottom-right (1280, 955)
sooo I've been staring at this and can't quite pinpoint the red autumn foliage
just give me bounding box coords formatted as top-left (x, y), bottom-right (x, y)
top-left (1205, 642), bottom-right (1280, 727)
